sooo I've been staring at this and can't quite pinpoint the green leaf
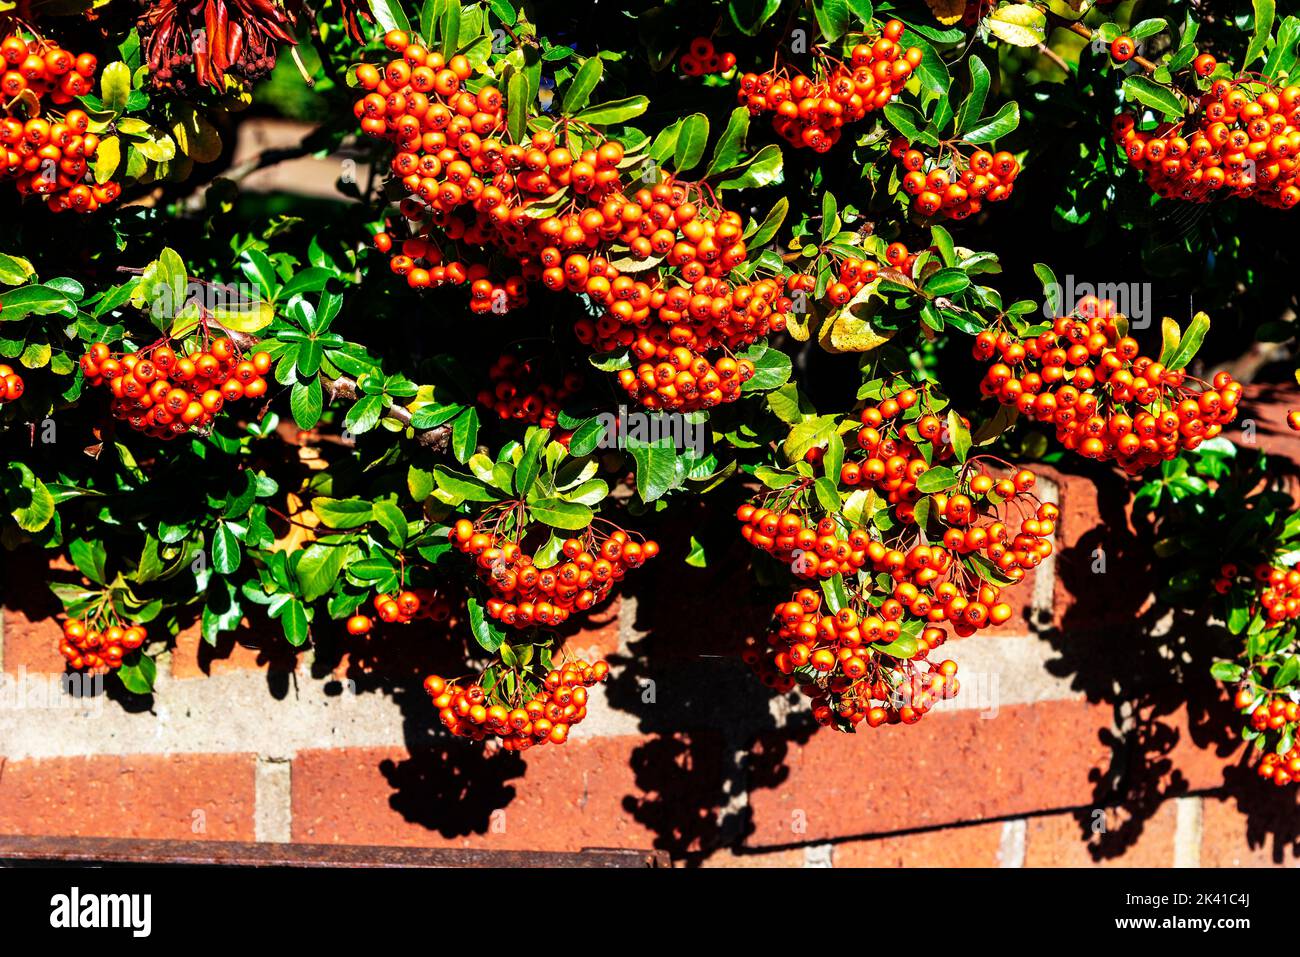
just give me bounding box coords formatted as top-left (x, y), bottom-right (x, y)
top-left (467, 596), bottom-right (505, 652)
top-left (100, 61), bottom-right (131, 113)
top-left (627, 438), bottom-right (677, 502)
top-left (117, 653), bottom-right (157, 694)
top-left (673, 113), bottom-right (709, 174)
top-left (716, 143), bottom-right (783, 189)
top-left (290, 378), bottom-right (323, 430)
top-left (344, 394), bottom-right (386, 434)
top-left (529, 498), bottom-right (595, 529)
top-left (748, 197), bottom-right (789, 248)
top-left (706, 108), bottom-right (751, 176)
top-left (915, 466), bottom-right (958, 493)
top-left (7, 462), bottom-right (55, 533)
top-left (506, 69), bottom-right (529, 143)
top-left (279, 598), bottom-right (310, 647)
top-left (312, 497), bottom-right (375, 528)
top-left (812, 0), bottom-right (853, 41)
top-left (212, 523), bottom-right (242, 574)
top-left (872, 635), bottom-right (918, 658)
top-left (1246, 0), bottom-right (1276, 66)
top-left (955, 57), bottom-right (991, 136)
top-left (563, 56), bottom-right (604, 113)
top-left (883, 102), bottom-right (938, 147)
top-left (961, 101), bottom-right (1020, 145)
top-left (572, 96), bottom-right (649, 124)
top-left (370, 0), bottom-right (412, 33)
top-left (821, 574), bottom-right (850, 614)
top-left (372, 501), bottom-right (408, 547)
top-left (0, 253), bottom-right (34, 286)
top-left (452, 406), bottom-right (480, 462)
top-left (814, 476), bottom-right (841, 514)
top-left (568, 418), bottom-right (606, 457)
top-left (740, 341), bottom-right (792, 392)
top-left (1165, 312), bottom-right (1209, 370)
top-left (514, 428), bottom-right (547, 495)
top-left (296, 543), bottom-right (356, 601)
top-left (0, 284), bottom-right (73, 321)
top-left (1210, 661), bottom-right (1245, 683)
top-left (923, 268), bottom-right (971, 297)
top-left (70, 538), bottom-right (108, 585)
top-left (1122, 75), bottom-right (1186, 119)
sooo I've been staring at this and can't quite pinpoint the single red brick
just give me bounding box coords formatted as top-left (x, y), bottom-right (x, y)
top-left (745, 699), bottom-right (1115, 842)
top-left (832, 820), bottom-right (1005, 866)
top-left (1200, 794), bottom-right (1300, 867)
top-left (0, 754), bottom-right (256, 840)
top-left (1024, 801), bottom-right (1177, 867)
top-left (292, 733), bottom-right (726, 854)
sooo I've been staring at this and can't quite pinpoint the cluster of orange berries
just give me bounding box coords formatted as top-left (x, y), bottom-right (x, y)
top-left (424, 660), bottom-right (608, 749)
top-left (80, 339), bottom-right (272, 438)
top-left (742, 588), bottom-right (959, 730)
top-left (974, 308), bottom-right (1242, 473)
top-left (1257, 744), bottom-right (1300, 786)
top-left (1114, 79), bottom-right (1300, 208)
top-left (346, 589), bottom-right (452, 634)
top-left (452, 519), bottom-right (657, 629)
top-left (0, 362), bottom-right (23, 406)
top-left (891, 138), bottom-right (1021, 220)
top-left (1237, 683), bottom-right (1300, 787)
top-left (1, 33), bottom-right (96, 103)
top-left (1214, 563), bottom-right (1300, 625)
top-left (358, 31), bottom-right (789, 411)
top-left (736, 19), bottom-right (919, 152)
top-left (1, 34), bottom-right (116, 214)
top-left (1, 34), bottom-right (116, 213)
top-left (738, 505), bottom-right (870, 580)
top-left (59, 618), bottom-right (146, 672)
top-left (679, 36), bottom-right (735, 76)
top-left (789, 240), bottom-right (924, 307)
top-left (478, 354), bottom-right (582, 429)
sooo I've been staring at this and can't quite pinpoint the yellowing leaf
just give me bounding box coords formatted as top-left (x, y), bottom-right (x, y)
top-left (212, 299), bottom-right (275, 333)
top-left (817, 283), bottom-right (897, 354)
top-left (93, 136), bottom-right (121, 184)
top-left (925, 0), bottom-right (967, 25)
top-left (987, 3), bottom-right (1048, 46)
top-left (171, 105), bottom-right (223, 164)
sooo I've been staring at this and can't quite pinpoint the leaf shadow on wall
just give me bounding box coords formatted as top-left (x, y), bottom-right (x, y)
top-left (310, 622), bottom-right (527, 840)
top-left (603, 501), bottom-right (819, 866)
top-left (1040, 452), bottom-right (1296, 863)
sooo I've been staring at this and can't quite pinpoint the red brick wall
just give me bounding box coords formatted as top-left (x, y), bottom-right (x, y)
top-left (3, 386), bottom-right (1300, 867)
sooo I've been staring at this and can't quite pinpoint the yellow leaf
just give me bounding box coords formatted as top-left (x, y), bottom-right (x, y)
top-left (987, 3), bottom-right (1048, 47)
top-left (817, 283), bottom-right (897, 354)
top-left (171, 105), bottom-right (223, 164)
top-left (925, 0), bottom-right (967, 25)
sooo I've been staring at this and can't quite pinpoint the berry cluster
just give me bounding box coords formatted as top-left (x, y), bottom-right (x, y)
top-left (1214, 563), bottom-right (1300, 625)
top-left (788, 240), bottom-right (924, 307)
top-left (452, 518), bottom-right (657, 629)
top-left (974, 308), bottom-right (1242, 473)
top-left (424, 659), bottom-right (609, 749)
top-left (478, 353), bottom-right (582, 428)
top-left (1257, 741), bottom-right (1300, 787)
top-left (59, 618), bottom-right (146, 672)
top-left (737, 505), bottom-right (870, 580)
top-left (736, 20), bottom-right (919, 152)
top-left (742, 588), bottom-right (960, 730)
top-left (1, 32), bottom-right (96, 103)
top-left (80, 339), bottom-right (272, 439)
top-left (891, 137), bottom-right (1021, 220)
top-left (1113, 80), bottom-right (1300, 208)
top-left (357, 30), bottom-right (792, 412)
top-left (347, 589), bottom-right (452, 634)
top-left (679, 36), bottom-right (735, 76)
top-left (1, 34), bottom-right (117, 213)
top-left (138, 0), bottom-right (297, 92)
top-left (0, 362), bottom-right (23, 406)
